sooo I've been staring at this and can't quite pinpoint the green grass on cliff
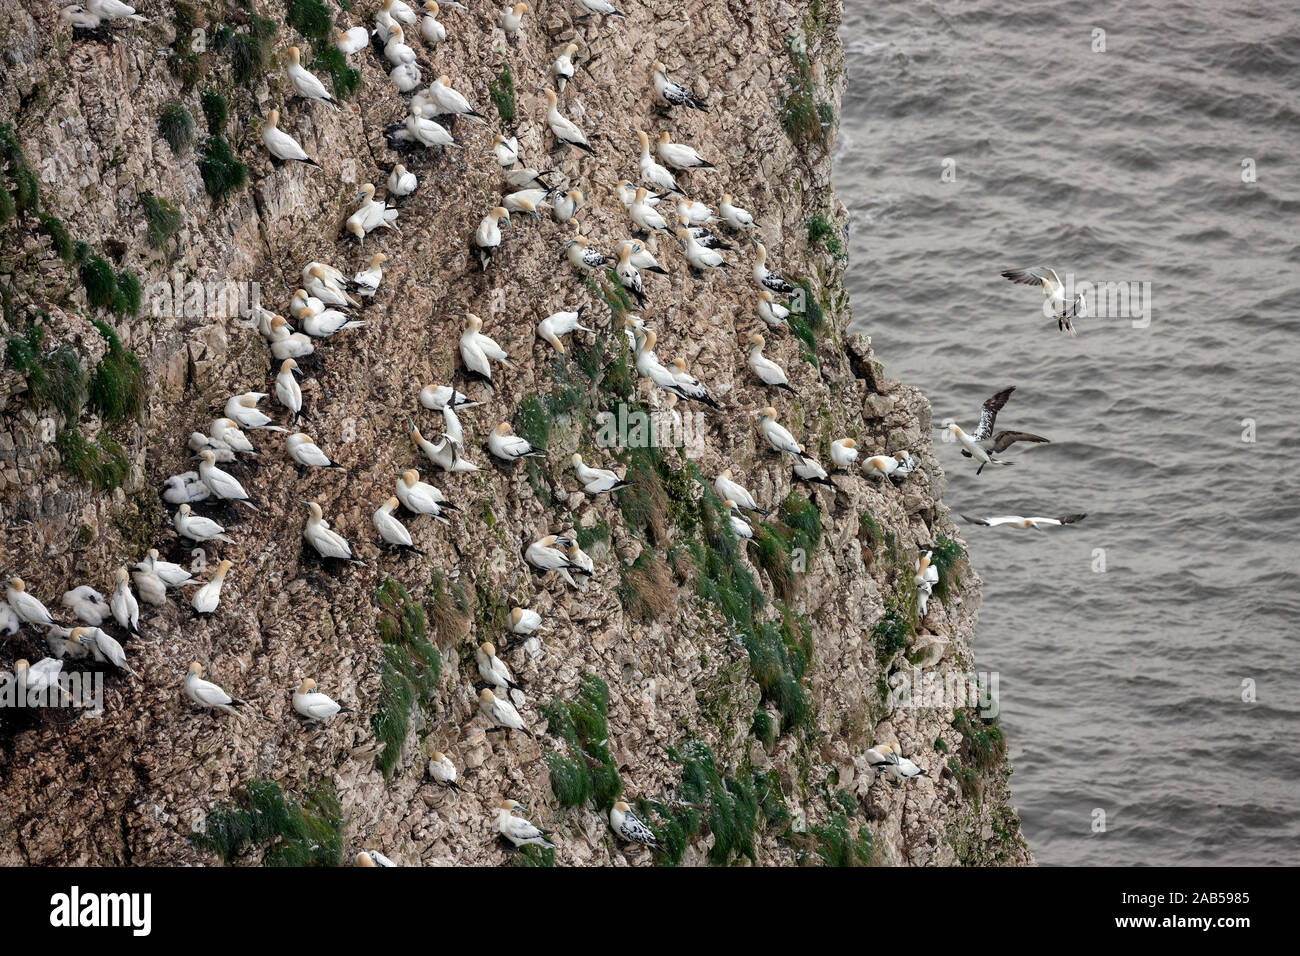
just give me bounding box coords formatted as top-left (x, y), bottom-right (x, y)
top-left (88, 319), bottom-right (145, 425)
top-left (372, 579), bottom-right (443, 779)
top-left (489, 65), bottom-right (517, 125)
top-left (199, 136), bottom-right (248, 203)
top-left (191, 778), bottom-right (342, 866)
top-left (158, 104), bottom-right (195, 153)
top-left (541, 674), bottom-right (622, 811)
top-left (288, 0), bottom-right (362, 99)
top-left (141, 191), bottom-right (183, 258)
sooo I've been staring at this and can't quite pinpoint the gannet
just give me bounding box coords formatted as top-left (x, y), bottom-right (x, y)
top-left (262, 110), bottom-right (320, 168)
top-left (504, 189), bottom-right (547, 220)
top-left (420, 1), bottom-right (447, 45)
top-left (712, 470), bottom-right (758, 513)
top-left (572, 453), bottom-right (628, 494)
top-left (131, 562), bottom-right (167, 607)
top-left (286, 47), bottom-right (339, 111)
top-left (196, 449), bottom-right (258, 511)
top-left (793, 455), bottom-right (832, 485)
top-left (60, 5), bottom-right (105, 29)
top-left (862, 454), bottom-right (899, 482)
top-left (566, 541), bottom-right (594, 582)
top-left (652, 61), bottom-right (706, 111)
top-left (396, 469), bottom-right (452, 521)
top-left (633, 131), bottom-right (681, 195)
top-left (411, 422), bottom-right (481, 472)
top-left (385, 0), bottom-right (418, 27)
top-left (293, 678), bottom-right (351, 722)
top-left (348, 183), bottom-right (401, 242)
top-left (192, 560), bottom-right (232, 615)
top-left (962, 513), bottom-right (1087, 530)
top-left (677, 227), bottom-right (726, 271)
top-left (164, 472), bottom-right (213, 504)
top-left (188, 429), bottom-right (235, 464)
top-left (669, 357), bottom-right (719, 407)
top-left (428, 751), bottom-right (462, 790)
top-left (488, 424), bottom-right (547, 466)
top-left (440, 404), bottom-right (465, 452)
top-left (174, 503), bottom-right (233, 544)
top-left (15, 658), bottom-right (66, 703)
top-left (303, 501), bottom-right (364, 563)
top-left (225, 393), bottom-right (287, 432)
top-left (305, 264), bottom-right (360, 308)
top-left (459, 313), bottom-right (509, 382)
top-left (566, 235), bottom-right (612, 272)
top-left (45, 625), bottom-right (86, 659)
top-left (143, 549), bottom-right (194, 588)
top-left (618, 179), bottom-right (659, 209)
top-left (946, 423), bottom-right (1011, 475)
top-left (616, 239), bottom-right (669, 275)
top-left (1001, 266), bottom-right (1086, 335)
top-left (425, 74), bottom-right (486, 120)
top-left (334, 26), bottom-right (370, 55)
top-left (657, 131), bottom-right (713, 171)
top-left (78, 0), bottom-right (147, 26)
top-left (274, 359), bottom-right (302, 421)
top-left (543, 88), bottom-right (595, 154)
top-left (300, 306), bottom-right (367, 339)
top-left (269, 315), bottom-right (315, 360)
top-left (384, 24), bottom-right (418, 67)
top-left (611, 801), bottom-right (660, 846)
top-left (553, 42), bottom-right (579, 92)
top-left (499, 3), bottom-right (527, 43)
top-left (830, 438), bottom-right (858, 471)
top-left (633, 329), bottom-right (693, 400)
top-left (110, 567), bottom-right (140, 634)
top-left (752, 242), bottom-right (794, 294)
top-left (474, 207), bottom-right (511, 270)
top-left (725, 500), bottom-right (754, 539)
top-left (757, 290), bottom-right (790, 329)
top-left (957, 386), bottom-right (1051, 465)
top-left (285, 432), bottom-right (345, 470)
top-left (574, 0), bottom-right (626, 21)
top-left (628, 187), bottom-right (670, 234)
top-left (615, 245), bottom-right (647, 304)
top-left (212, 416), bottom-right (259, 455)
top-left (353, 254), bottom-right (388, 299)
top-left (677, 198), bottom-right (716, 226)
top-left (553, 188), bottom-right (584, 224)
top-left (526, 534), bottom-right (591, 577)
top-left (494, 800), bottom-right (553, 848)
top-left (420, 384), bottom-right (480, 411)
top-left (185, 662), bottom-right (247, 718)
top-left (356, 851), bottom-right (398, 867)
top-left (492, 133), bottom-right (519, 168)
top-left (743, 333), bottom-right (793, 392)
top-left (914, 551), bottom-right (939, 618)
top-left (719, 194), bottom-right (756, 230)
top-left (510, 606), bottom-right (544, 635)
top-left (390, 62), bottom-right (422, 93)
top-left (759, 407), bottom-right (812, 463)
top-left (479, 689), bottom-right (533, 736)
top-left (880, 743), bottom-right (928, 783)
top-left (477, 642), bottom-right (517, 692)
top-left (0, 600), bottom-right (17, 636)
top-left (506, 166), bottom-right (553, 190)
top-left (374, 497), bottom-right (424, 553)
top-left (72, 627), bottom-right (136, 677)
top-left (61, 585), bottom-right (108, 626)
top-left (678, 218), bottom-right (733, 250)
top-left (399, 105), bottom-right (457, 149)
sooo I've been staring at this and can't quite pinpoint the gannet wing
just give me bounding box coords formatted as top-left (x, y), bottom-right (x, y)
top-left (1001, 267), bottom-right (1051, 290)
top-left (990, 430), bottom-right (1050, 452)
top-left (974, 386), bottom-right (1015, 441)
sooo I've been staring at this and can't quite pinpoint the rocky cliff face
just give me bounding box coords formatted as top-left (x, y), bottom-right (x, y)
top-left (0, 0), bottom-right (1030, 866)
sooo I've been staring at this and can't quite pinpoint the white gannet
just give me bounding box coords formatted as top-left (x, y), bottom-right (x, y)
top-left (566, 235), bottom-right (612, 272)
top-left (617, 239), bottom-right (669, 275)
top-left (356, 851), bottom-right (398, 867)
top-left (494, 799), bottom-right (553, 848)
top-left (424, 74), bottom-right (486, 120)
top-left (196, 449), bottom-right (258, 511)
top-left (616, 244), bottom-right (646, 305)
top-left (552, 188), bottom-right (584, 224)
top-left (946, 423), bottom-right (1011, 475)
top-left (45, 625), bottom-right (86, 660)
top-left (961, 513), bottom-right (1087, 530)
top-left (261, 110), bottom-right (320, 168)
top-left (572, 453), bottom-right (628, 494)
top-left (285, 432), bottom-right (345, 470)
top-left (1001, 266), bottom-right (1086, 335)
top-left (757, 290), bottom-right (790, 329)
top-left (83, 0), bottom-right (148, 25)
top-left (164, 471), bottom-right (213, 503)
top-left (633, 329), bottom-right (691, 400)
top-left (384, 23), bottom-right (417, 67)
top-left (566, 541), bottom-right (594, 582)
top-left (475, 206), bottom-right (511, 270)
top-left (459, 313), bottom-right (509, 382)
top-left (143, 549), bottom-right (194, 588)
top-left (0, 600), bottom-right (17, 636)
top-left (543, 88), bottom-right (595, 155)
top-left (15, 657), bottom-right (65, 702)
top-left (489, 423), bottom-right (545, 462)
top-left (192, 559), bottom-right (232, 616)
top-left (652, 61), bottom-right (706, 111)
top-left (714, 470), bottom-right (760, 513)
top-left (60, 5), bottom-right (105, 29)
top-left (188, 429), bottom-right (234, 464)
top-left (185, 662), bottom-right (247, 718)
top-left (492, 133), bottom-right (519, 168)
top-left (677, 227), bottom-right (726, 271)
top-left (479, 688), bottom-right (533, 736)
top-left (669, 357), bottom-right (719, 407)
top-left (956, 386), bottom-right (1051, 465)
top-left (61, 585), bottom-right (108, 626)
top-left (396, 469), bottom-right (452, 522)
top-left (610, 801), bottom-right (660, 846)
top-left (388, 162), bottom-right (417, 197)
top-left (499, 2), bottom-right (527, 44)
top-left (274, 358), bottom-right (302, 421)
top-left (679, 218), bottom-right (732, 250)
top-left (374, 497), bottom-right (424, 553)
top-left (353, 253), bottom-right (388, 298)
top-left (268, 315), bottom-right (315, 360)
top-left (428, 751), bottom-right (462, 790)
top-left (293, 677), bottom-right (350, 722)
top-left (420, 1), bottom-right (447, 45)
top-left (334, 26), bottom-right (370, 55)
top-left (441, 404), bottom-right (465, 449)
top-left (410, 421), bottom-right (481, 473)
top-left (914, 551), bottom-right (939, 618)
top-left (390, 61), bottom-right (422, 93)
top-left (719, 194), bottom-right (756, 230)
top-left (634, 131), bottom-right (681, 195)
top-left (526, 534), bottom-right (591, 578)
top-left (300, 306), bottom-right (366, 339)
top-left (420, 383), bottom-right (480, 411)
top-left (830, 438), bottom-right (858, 471)
top-left (657, 131), bottom-right (713, 171)
top-left (346, 182), bottom-right (401, 242)
top-left (110, 567), bottom-right (139, 634)
top-left (174, 503), bottom-right (233, 544)
top-left (746, 333), bottom-right (793, 392)
top-left (618, 179), bottom-right (660, 209)
top-left (752, 241), bottom-right (795, 294)
top-left (385, 0), bottom-right (418, 27)
top-left (286, 46), bottom-right (339, 111)
top-left (303, 501), bottom-right (364, 563)
top-left (793, 454), bottom-right (832, 485)
top-left (225, 392), bottom-right (287, 432)
top-left (131, 562), bottom-right (167, 607)
top-left (510, 607), bottom-right (544, 635)
top-left (504, 189), bottom-right (547, 220)
top-left (304, 262), bottom-right (360, 307)
top-left (553, 42), bottom-right (579, 92)
top-left (725, 500), bottom-right (754, 539)
top-left (574, 0), bottom-right (626, 21)
top-left (882, 743), bottom-right (929, 784)
top-left (213, 416), bottom-right (260, 455)
top-left (476, 641), bottom-right (516, 692)
top-left (72, 626), bottom-right (137, 677)
top-left (506, 166), bottom-right (553, 190)
top-left (676, 198), bottom-right (716, 226)
top-left (759, 406), bottom-right (812, 463)
top-left (399, 104), bottom-right (457, 149)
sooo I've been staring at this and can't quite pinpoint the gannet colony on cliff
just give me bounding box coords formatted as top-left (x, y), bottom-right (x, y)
top-left (0, 0), bottom-right (1057, 867)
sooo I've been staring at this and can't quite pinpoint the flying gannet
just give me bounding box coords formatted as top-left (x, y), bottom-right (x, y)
top-left (610, 801), bottom-right (659, 846)
top-left (652, 61), bottom-right (706, 111)
top-left (286, 46), bottom-right (340, 111)
top-left (1001, 266), bottom-right (1086, 335)
top-left (192, 559), bottom-right (233, 616)
top-left (494, 800), bottom-right (553, 848)
top-left (262, 110), bottom-right (320, 168)
top-left (572, 454), bottom-right (628, 494)
top-left (293, 678), bottom-right (351, 722)
top-left (955, 386), bottom-right (1051, 466)
top-left (542, 88), bottom-right (595, 154)
top-left (961, 513), bottom-right (1086, 530)
top-left (185, 662), bottom-right (247, 718)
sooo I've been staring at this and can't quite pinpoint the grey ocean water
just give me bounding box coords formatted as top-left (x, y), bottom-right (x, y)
top-left (836, 0), bottom-right (1300, 864)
